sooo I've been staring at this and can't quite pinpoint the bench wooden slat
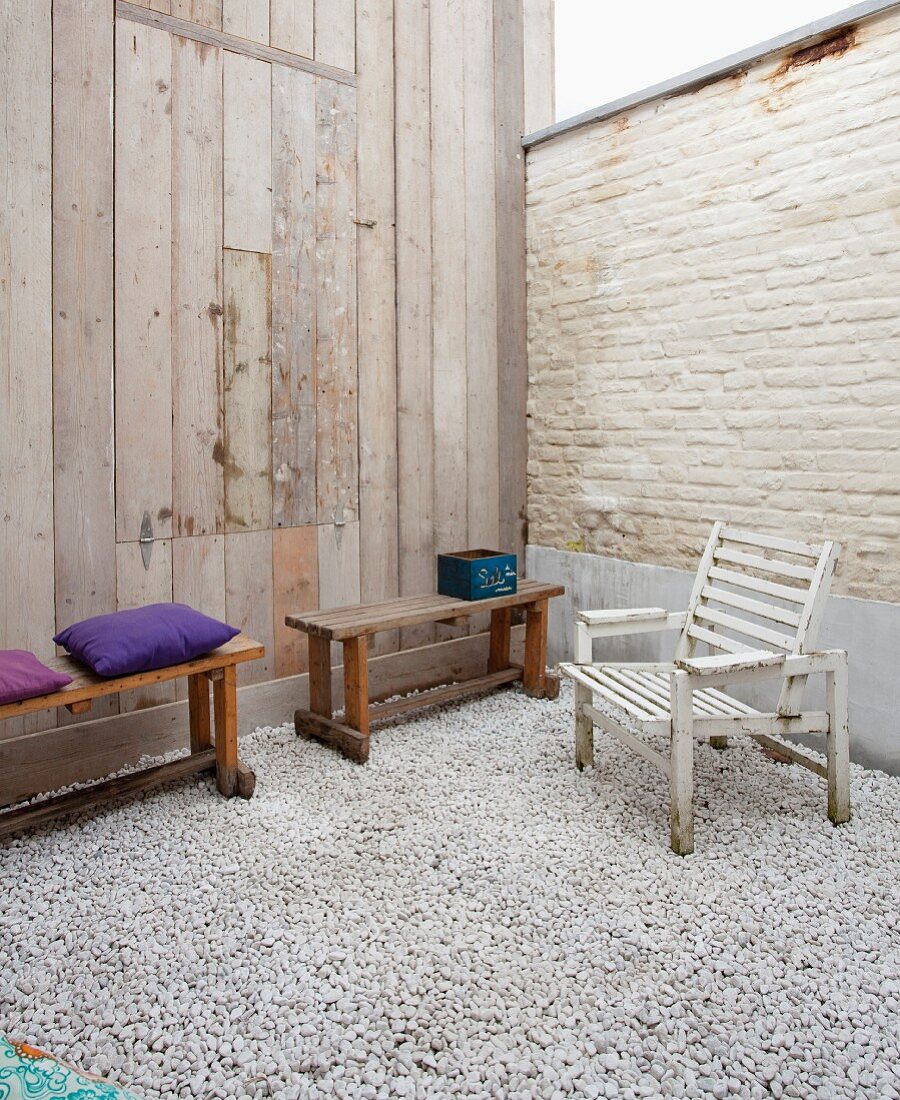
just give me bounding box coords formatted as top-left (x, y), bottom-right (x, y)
top-left (290, 580), bottom-right (556, 629)
top-left (0, 634), bottom-right (264, 722)
top-left (285, 580), bottom-right (564, 639)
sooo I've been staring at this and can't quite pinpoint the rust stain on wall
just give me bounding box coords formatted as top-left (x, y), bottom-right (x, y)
top-left (771, 28), bottom-right (857, 79)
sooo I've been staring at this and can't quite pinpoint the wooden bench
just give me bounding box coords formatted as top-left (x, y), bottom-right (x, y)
top-left (287, 579), bottom-right (565, 764)
top-left (0, 634), bottom-right (264, 838)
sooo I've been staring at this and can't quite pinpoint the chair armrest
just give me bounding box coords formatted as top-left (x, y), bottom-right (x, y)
top-left (579, 606), bottom-right (667, 626)
top-left (675, 650), bottom-right (785, 678)
top-left (675, 649), bottom-right (847, 689)
top-left (577, 607), bottom-right (687, 638)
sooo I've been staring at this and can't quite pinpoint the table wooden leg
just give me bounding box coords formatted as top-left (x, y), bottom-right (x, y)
top-left (308, 635), bottom-right (333, 718)
top-left (343, 635), bottom-right (370, 736)
top-left (212, 665), bottom-right (254, 798)
top-left (488, 608), bottom-right (512, 673)
top-left (188, 673), bottom-right (211, 753)
top-left (523, 599), bottom-right (558, 699)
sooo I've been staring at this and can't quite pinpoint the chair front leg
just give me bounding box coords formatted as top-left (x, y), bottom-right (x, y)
top-left (669, 672), bottom-right (694, 855)
top-left (574, 683), bottom-right (593, 770)
top-left (825, 653), bottom-right (850, 825)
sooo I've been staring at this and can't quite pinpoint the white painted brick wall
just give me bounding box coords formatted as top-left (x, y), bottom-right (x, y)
top-left (525, 14), bottom-right (900, 600)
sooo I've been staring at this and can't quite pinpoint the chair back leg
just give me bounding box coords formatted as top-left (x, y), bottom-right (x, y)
top-left (669, 673), bottom-right (695, 855)
top-left (575, 683), bottom-right (594, 770)
top-left (825, 655), bottom-right (850, 825)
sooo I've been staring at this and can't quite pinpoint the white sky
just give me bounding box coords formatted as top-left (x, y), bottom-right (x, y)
top-left (554, 0), bottom-right (845, 121)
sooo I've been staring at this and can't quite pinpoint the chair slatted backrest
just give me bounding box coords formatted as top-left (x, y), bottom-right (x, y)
top-left (674, 522), bottom-right (840, 713)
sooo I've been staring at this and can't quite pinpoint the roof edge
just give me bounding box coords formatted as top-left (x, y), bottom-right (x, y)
top-left (523, 0), bottom-right (900, 150)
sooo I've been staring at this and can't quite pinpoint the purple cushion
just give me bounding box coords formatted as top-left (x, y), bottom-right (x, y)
top-left (0, 650), bottom-right (73, 705)
top-left (53, 603), bottom-right (240, 678)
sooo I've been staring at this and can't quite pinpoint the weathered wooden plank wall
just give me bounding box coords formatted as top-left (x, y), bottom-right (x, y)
top-left (1, 2), bottom-right (55, 742)
top-left (0, 0), bottom-right (554, 801)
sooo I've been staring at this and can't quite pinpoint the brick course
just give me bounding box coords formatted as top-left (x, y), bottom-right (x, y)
top-left (525, 13), bottom-right (900, 599)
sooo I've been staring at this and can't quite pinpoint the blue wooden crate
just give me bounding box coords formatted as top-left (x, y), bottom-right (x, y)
top-left (437, 549), bottom-right (518, 601)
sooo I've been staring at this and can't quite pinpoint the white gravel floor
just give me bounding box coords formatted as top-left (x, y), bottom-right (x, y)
top-left (2, 682), bottom-right (899, 1100)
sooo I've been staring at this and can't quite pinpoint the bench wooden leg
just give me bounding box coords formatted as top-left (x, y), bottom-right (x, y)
top-left (523, 599), bottom-right (558, 699)
top-left (188, 673), bottom-right (211, 753)
top-left (488, 608), bottom-right (512, 673)
top-left (343, 636), bottom-right (369, 737)
top-left (295, 633), bottom-right (369, 764)
top-left (212, 665), bottom-right (255, 799)
top-left (308, 635), bottom-right (333, 718)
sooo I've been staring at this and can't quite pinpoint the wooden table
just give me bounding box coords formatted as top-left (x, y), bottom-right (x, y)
top-left (287, 579), bottom-right (565, 763)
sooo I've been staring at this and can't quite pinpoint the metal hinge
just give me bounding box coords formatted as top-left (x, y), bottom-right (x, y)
top-left (139, 511), bottom-right (154, 571)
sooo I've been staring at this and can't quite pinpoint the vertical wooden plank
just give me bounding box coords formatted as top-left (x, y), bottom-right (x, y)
top-left (52, 0), bottom-right (118, 727)
top-left (314, 0), bottom-right (356, 71)
top-left (523, 0), bottom-right (555, 134)
top-left (223, 52), bottom-right (272, 253)
top-left (223, 249), bottom-right (273, 533)
top-left (225, 530), bottom-right (275, 685)
top-left (173, 534), bottom-right (226, 617)
top-left (172, 36), bottom-right (224, 538)
top-left (271, 0), bottom-right (313, 57)
top-left (430, 0), bottom-right (468, 641)
top-left (272, 66), bottom-right (317, 527)
top-left (357, 0), bottom-right (399, 655)
top-left (395, 0), bottom-right (435, 648)
top-left (464, 0), bottom-right (500, 554)
top-left (317, 521), bottom-right (361, 664)
top-left (430, 0), bottom-right (467, 559)
top-left (171, 0), bottom-right (223, 29)
top-left (0, 0), bottom-right (55, 740)
top-left (116, 540), bottom-right (176, 711)
top-left (173, 534), bottom-right (226, 698)
top-left (316, 81), bottom-right (359, 525)
top-left (150, 0), bottom-right (174, 14)
top-left (273, 526), bottom-right (319, 678)
top-left (494, 0), bottom-right (528, 564)
top-left (115, 20), bottom-right (173, 543)
top-left (222, 0), bottom-right (268, 44)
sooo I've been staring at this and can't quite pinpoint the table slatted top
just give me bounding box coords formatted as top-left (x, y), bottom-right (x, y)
top-left (285, 580), bottom-right (565, 640)
top-left (0, 634), bottom-right (264, 722)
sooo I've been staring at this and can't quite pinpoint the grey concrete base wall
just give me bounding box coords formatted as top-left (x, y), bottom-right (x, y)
top-left (527, 545), bottom-right (900, 776)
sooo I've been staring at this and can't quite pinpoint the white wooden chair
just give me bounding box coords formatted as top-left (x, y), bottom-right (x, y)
top-left (559, 523), bottom-right (850, 855)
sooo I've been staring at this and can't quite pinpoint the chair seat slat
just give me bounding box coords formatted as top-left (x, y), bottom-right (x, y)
top-left (590, 669), bottom-right (669, 719)
top-left (646, 668), bottom-right (743, 721)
